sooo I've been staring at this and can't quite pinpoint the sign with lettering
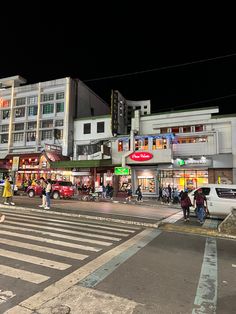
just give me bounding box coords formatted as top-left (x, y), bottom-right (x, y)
top-left (114, 167), bottom-right (130, 175)
top-left (12, 157), bottom-right (20, 171)
top-left (129, 152), bottom-right (153, 162)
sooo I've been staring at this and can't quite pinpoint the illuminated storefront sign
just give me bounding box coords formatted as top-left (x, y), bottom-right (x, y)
top-left (129, 152), bottom-right (153, 162)
top-left (175, 157), bottom-right (212, 167)
top-left (114, 167), bottom-right (130, 175)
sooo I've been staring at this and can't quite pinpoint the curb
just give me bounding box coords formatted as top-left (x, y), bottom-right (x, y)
top-left (0, 204), bottom-right (160, 228)
top-left (159, 222), bottom-right (236, 240)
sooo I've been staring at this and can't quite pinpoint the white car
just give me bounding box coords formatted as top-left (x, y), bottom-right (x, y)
top-left (0, 180), bottom-right (18, 195)
top-left (188, 184), bottom-right (236, 217)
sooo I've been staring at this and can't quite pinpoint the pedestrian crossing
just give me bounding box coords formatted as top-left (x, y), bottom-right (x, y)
top-left (0, 210), bottom-right (141, 297)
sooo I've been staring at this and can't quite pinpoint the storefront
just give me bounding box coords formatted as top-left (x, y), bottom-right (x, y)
top-left (132, 166), bottom-right (158, 196)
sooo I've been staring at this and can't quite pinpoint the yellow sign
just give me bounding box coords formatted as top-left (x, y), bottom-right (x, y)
top-left (12, 156), bottom-right (20, 171)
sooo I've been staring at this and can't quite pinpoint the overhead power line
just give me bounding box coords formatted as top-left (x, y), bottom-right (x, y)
top-left (154, 92), bottom-right (236, 113)
top-left (84, 52), bottom-right (236, 82)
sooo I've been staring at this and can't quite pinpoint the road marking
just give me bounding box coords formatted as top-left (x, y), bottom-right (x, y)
top-left (162, 211), bottom-right (183, 223)
top-left (0, 238), bottom-right (88, 260)
top-left (0, 248), bottom-right (70, 270)
top-left (192, 238), bottom-right (217, 314)
top-left (0, 265), bottom-right (50, 284)
top-left (79, 229), bottom-right (162, 288)
top-left (0, 289), bottom-right (16, 305)
top-left (4, 211), bottom-right (140, 230)
top-left (0, 230), bottom-right (101, 252)
top-left (1, 224), bottom-right (113, 246)
top-left (7, 228), bottom-right (160, 312)
top-left (4, 218), bottom-right (122, 241)
top-left (3, 215), bottom-right (130, 236)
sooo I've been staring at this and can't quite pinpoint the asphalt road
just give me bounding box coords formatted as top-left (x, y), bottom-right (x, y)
top-left (0, 209), bottom-right (235, 313)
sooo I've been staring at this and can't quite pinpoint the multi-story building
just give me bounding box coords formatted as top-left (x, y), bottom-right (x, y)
top-left (112, 107), bottom-right (236, 196)
top-left (0, 75), bottom-right (109, 184)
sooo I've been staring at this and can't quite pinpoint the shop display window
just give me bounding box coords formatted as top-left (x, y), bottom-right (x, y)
top-left (137, 176), bottom-right (155, 193)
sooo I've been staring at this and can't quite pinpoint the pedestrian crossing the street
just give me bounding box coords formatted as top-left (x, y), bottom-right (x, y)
top-left (0, 209), bottom-right (141, 311)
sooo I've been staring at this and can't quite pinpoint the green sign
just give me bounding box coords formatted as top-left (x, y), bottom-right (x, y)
top-left (177, 159), bottom-right (185, 166)
top-left (114, 167), bottom-right (130, 175)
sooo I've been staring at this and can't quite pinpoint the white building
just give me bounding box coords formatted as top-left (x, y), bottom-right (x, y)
top-left (112, 107), bottom-right (236, 196)
top-left (0, 75), bottom-right (109, 158)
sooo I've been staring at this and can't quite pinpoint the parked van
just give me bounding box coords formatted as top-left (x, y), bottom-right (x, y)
top-left (188, 184), bottom-right (236, 217)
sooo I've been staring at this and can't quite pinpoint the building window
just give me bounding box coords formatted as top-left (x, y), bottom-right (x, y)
top-left (183, 126), bottom-right (191, 133)
top-left (28, 96), bottom-right (38, 105)
top-left (13, 132), bottom-right (24, 142)
top-left (135, 137), bottom-right (149, 150)
top-left (54, 129), bottom-right (63, 139)
top-left (14, 123), bottom-right (24, 131)
top-left (152, 138), bottom-right (166, 150)
top-left (97, 122), bottom-right (105, 133)
top-left (1, 134), bottom-right (8, 143)
top-left (0, 99), bottom-right (10, 108)
top-left (2, 110), bottom-right (10, 119)
top-left (1, 125), bottom-right (9, 132)
top-left (55, 120), bottom-right (64, 127)
top-left (195, 125), bottom-right (204, 132)
top-left (56, 92), bottom-right (64, 100)
top-left (28, 106), bottom-right (38, 116)
top-left (118, 140), bottom-right (123, 152)
top-left (41, 130), bottom-right (53, 140)
top-left (83, 123), bottom-right (91, 134)
top-left (15, 97), bottom-right (26, 106)
top-left (56, 102), bottom-right (64, 113)
top-left (42, 120), bottom-right (53, 128)
top-left (41, 94), bottom-right (54, 102)
top-left (15, 108), bottom-right (25, 118)
top-left (27, 122), bottom-right (37, 130)
top-left (26, 131), bottom-right (36, 142)
top-left (43, 103), bottom-right (54, 114)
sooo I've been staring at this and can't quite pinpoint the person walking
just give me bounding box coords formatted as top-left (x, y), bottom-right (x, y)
top-left (136, 184), bottom-right (143, 202)
top-left (39, 177), bottom-right (47, 208)
top-left (193, 188), bottom-right (208, 225)
top-left (126, 184), bottom-right (132, 202)
top-left (2, 176), bottom-right (15, 206)
top-left (45, 179), bottom-right (52, 210)
top-left (180, 191), bottom-right (192, 222)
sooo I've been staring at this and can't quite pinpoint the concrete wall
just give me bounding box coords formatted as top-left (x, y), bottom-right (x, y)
top-left (76, 81), bottom-right (110, 118)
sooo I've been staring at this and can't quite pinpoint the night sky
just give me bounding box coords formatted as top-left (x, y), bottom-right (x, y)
top-left (1, 4), bottom-right (236, 115)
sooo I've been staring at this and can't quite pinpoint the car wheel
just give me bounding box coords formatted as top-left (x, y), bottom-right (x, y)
top-left (28, 190), bottom-right (35, 198)
top-left (52, 191), bottom-right (60, 200)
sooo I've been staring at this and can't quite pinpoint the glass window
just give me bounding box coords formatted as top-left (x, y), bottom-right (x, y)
top-left (172, 127), bottom-right (179, 133)
top-left (195, 125), bottom-right (203, 132)
top-left (26, 131), bottom-right (36, 142)
top-left (14, 123), bottom-right (24, 131)
top-left (41, 94), bottom-right (54, 102)
top-left (153, 138), bottom-right (164, 150)
top-left (43, 103), bottom-right (54, 114)
top-left (15, 97), bottom-right (26, 106)
top-left (28, 106), bottom-right (38, 116)
top-left (15, 108), bottom-right (25, 118)
top-left (1, 125), bottom-right (9, 132)
top-left (2, 110), bottom-right (10, 119)
top-left (97, 122), bottom-right (104, 133)
top-left (0, 99), bottom-right (10, 108)
top-left (1, 134), bottom-right (8, 143)
top-left (160, 128), bottom-right (168, 134)
top-left (183, 126), bottom-right (191, 133)
top-left (28, 96), bottom-right (38, 104)
top-left (118, 140), bottom-right (123, 152)
top-left (54, 129), bottom-right (63, 139)
top-left (56, 102), bottom-right (64, 113)
top-left (27, 122), bottom-right (37, 130)
top-left (13, 132), bottom-right (24, 142)
top-left (195, 187), bottom-right (210, 196)
top-left (56, 92), bottom-right (64, 99)
top-left (55, 120), bottom-right (64, 127)
top-left (83, 123), bottom-right (91, 134)
top-left (216, 188), bottom-right (236, 199)
top-left (42, 120), bottom-right (53, 128)
top-left (41, 130), bottom-right (53, 140)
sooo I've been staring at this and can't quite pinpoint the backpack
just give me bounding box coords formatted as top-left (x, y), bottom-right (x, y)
top-left (195, 193), bottom-right (205, 205)
top-left (180, 197), bottom-right (191, 208)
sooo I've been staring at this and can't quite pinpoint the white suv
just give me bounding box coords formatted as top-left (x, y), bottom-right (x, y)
top-left (189, 184), bottom-right (236, 217)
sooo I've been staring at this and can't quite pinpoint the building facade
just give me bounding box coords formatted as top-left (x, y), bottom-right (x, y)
top-left (112, 107), bottom-right (236, 196)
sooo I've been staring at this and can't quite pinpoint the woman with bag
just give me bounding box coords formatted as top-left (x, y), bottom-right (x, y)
top-left (180, 191), bottom-right (192, 222)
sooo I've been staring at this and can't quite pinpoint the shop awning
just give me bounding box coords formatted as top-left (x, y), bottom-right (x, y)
top-left (51, 159), bottom-right (114, 169)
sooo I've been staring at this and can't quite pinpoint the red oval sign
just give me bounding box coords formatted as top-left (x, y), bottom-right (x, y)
top-left (129, 152), bottom-right (153, 161)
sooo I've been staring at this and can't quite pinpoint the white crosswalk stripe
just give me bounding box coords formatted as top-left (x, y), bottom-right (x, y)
top-left (0, 248), bottom-right (70, 270)
top-left (0, 210), bottom-right (140, 292)
top-left (0, 265), bottom-right (49, 284)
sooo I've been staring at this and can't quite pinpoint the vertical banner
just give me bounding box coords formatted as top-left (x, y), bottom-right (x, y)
top-left (12, 156), bottom-right (20, 171)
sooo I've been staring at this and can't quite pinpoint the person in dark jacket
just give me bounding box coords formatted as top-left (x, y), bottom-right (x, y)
top-left (180, 191), bottom-right (192, 222)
